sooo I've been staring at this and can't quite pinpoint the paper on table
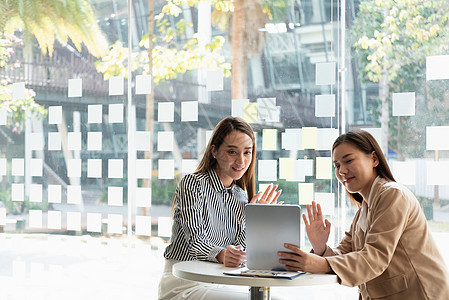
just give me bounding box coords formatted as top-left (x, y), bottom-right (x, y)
top-left (315, 62), bottom-right (336, 85)
top-left (87, 159), bottom-right (102, 178)
top-left (48, 132), bottom-right (62, 151)
top-left (426, 55), bottom-right (449, 81)
top-left (158, 131), bottom-right (174, 151)
top-left (136, 75), bottom-right (152, 94)
top-left (48, 185), bottom-right (62, 203)
top-left (158, 159), bottom-right (174, 179)
top-left (181, 101), bottom-right (199, 122)
top-left (231, 99), bottom-right (249, 118)
top-left (206, 70), bottom-right (224, 91)
top-left (87, 213), bottom-right (102, 233)
top-left (426, 126), bottom-right (449, 150)
top-left (108, 186), bottom-right (123, 206)
top-left (30, 184), bottom-right (42, 202)
top-left (315, 95), bottom-right (335, 117)
top-left (392, 92), bottom-right (415, 116)
top-left (109, 76), bottom-right (124, 96)
top-left (67, 159), bottom-right (81, 178)
top-left (108, 104), bottom-right (124, 123)
top-left (315, 193), bottom-right (335, 216)
top-left (48, 106), bottom-right (62, 124)
top-left (135, 159), bottom-right (152, 179)
top-left (392, 161), bottom-right (416, 185)
top-left (136, 187), bottom-right (151, 208)
top-left (158, 102), bottom-right (174, 122)
top-left (88, 105), bottom-right (102, 124)
top-left (68, 78), bottom-right (82, 97)
top-left (67, 185), bottom-right (82, 204)
top-left (108, 159), bottom-right (123, 178)
top-left (68, 132), bottom-right (82, 151)
top-left (316, 157), bottom-right (332, 180)
top-left (298, 183), bottom-right (314, 205)
top-left (262, 129), bottom-right (277, 151)
top-left (258, 160), bottom-right (277, 182)
top-left (135, 216), bottom-right (152, 236)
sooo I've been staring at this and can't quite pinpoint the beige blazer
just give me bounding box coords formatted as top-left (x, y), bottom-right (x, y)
top-left (324, 177), bottom-right (449, 299)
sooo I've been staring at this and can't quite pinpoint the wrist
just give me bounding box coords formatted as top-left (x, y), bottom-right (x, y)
top-left (216, 249), bottom-right (226, 263)
top-left (313, 245), bottom-right (326, 256)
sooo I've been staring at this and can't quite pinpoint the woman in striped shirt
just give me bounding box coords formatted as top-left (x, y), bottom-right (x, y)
top-left (159, 116), bottom-right (281, 300)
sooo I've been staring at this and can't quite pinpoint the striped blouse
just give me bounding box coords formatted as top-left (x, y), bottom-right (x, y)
top-left (163, 168), bottom-right (247, 262)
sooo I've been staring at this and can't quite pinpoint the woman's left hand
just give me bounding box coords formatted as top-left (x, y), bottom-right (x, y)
top-left (278, 243), bottom-right (330, 273)
top-left (250, 183), bottom-right (282, 204)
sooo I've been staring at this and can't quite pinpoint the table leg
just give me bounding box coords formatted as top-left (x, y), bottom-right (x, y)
top-left (249, 286), bottom-right (270, 300)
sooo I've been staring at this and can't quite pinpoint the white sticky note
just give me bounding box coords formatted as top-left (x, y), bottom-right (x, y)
top-left (12, 82), bottom-right (25, 100)
top-left (282, 129), bottom-right (302, 150)
top-left (48, 132), bottom-right (62, 151)
top-left (108, 104), bottom-right (124, 123)
top-left (136, 187), bottom-right (152, 208)
top-left (67, 159), bottom-right (81, 178)
top-left (67, 212), bottom-right (81, 231)
top-left (426, 126), bottom-right (449, 150)
top-left (108, 186), bottom-right (123, 206)
top-left (48, 185), bottom-right (62, 203)
top-left (158, 102), bottom-right (174, 122)
top-left (0, 108), bottom-right (7, 125)
top-left (279, 157), bottom-right (294, 180)
top-left (136, 74), bottom-right (152, 94)
top-left (135, 131), bottom-right (152, 151)
top-left (29, 210), bottom-right (43, 228)
top-left (12, 158), bottom-right (24, 176)
top-left (231, 99), bottom-right (249, 118)
top-left (87, 159), bottom-right (102, 178)
top-left (135, 159), bottom-right (152, 179)
top-left (258, 160), bottom-right (277, 181)
top-left (11, 184), bottom-right (24, 201)
top-left (361, 128), bottom-right (382, 147)
top-left (288, 160), bottom-right (306, 182)
top-left (392, 92), bottom-right (415, 116)
top-left (316, 157), bottom-right (332, 180)
top-left (67, 185), bottom-right (82, 204)
top-left (47, 211), bottom-right (62, 230)
top-left (315, 62), bottom-right (336, 85)
top-left (206, 70), bottom-right (224, 91)
top-left (67, 132), bottom-right (82, 151)
top-left (68, 78), bottom-right (82, 97)
top-left (315, 193), bottom-right (335, 216)
top-left (30, 132), bottom-right (44, 150)
top-left (88, 105), bottom-right (103, 124)
top-left (0, 208), bottom-right (6, 226)
top-left (135, 216), bottom-right (152, 236)
top-left (181, 159), bottom-right (198, 174)
top-left (392, 161), bottom-right (416, 185)
top-left (158, 216), bottom-right (171, 237)
top-left (426, 161), bottom-right (449, 185)
top-left (0, 158), bottom-right (6, 176)
top-left (108, 159), bottom-right (123, 178)
top-left (295, 159), bottom-right (314, 179)
top-left (181, 101), bottom-right (198, 122)
top-left (109, 76), bottom-right (124, 96)
top-left (107, 214), bottom-right (123, 234)
top-left (87, 213), bottom-right (102, 233)
top-left (48, 106), bottom-right (62, 124)
top-left (262, 129), bottom-right (277, 151)
top-left (258, 98), bottom-right (279, 122)
top-left (315, 94), bottom-right (335, 117)
top-left (87, 131), bottom-right (102, 151)
top-left (426, 55), bottom-right (449, 80)
top-left (243, 102), bottom-right (258, 123)
top-left (158, 159), bottom-right (175, 179)
top-left (316, 128), bottom-right (338, 151)
top-left (30, 184), bottom-right (42, 202)
top-left (158, 131), bottom-right (174, 151)
top-left (302, 127), bottom-right (317, 149)
top-left (298, 183), bottom-right (314, 205)
top-left (30, 158), bottom-right (43, 176)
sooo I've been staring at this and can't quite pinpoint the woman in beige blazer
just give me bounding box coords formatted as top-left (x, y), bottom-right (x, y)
top-left (278, 130), bottom-right (449, 299)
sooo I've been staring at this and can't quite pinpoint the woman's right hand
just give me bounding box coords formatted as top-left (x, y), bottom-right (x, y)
top-left (303, 201), bottom-right (331, 255)
top-left (250, 183), bottom-right (282, 204)
top-left (217, 245), bottom-right (246, 267)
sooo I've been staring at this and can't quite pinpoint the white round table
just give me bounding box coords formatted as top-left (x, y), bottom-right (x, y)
top-left (173, 261), bottom-right (338, 300)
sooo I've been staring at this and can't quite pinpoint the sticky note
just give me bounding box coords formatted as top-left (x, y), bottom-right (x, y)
top-left (206, 70), bottom-right (224, 91)
top-left (68, 78), bottom-right (82, 97)
top-left (47, 211), bottom-right (62, 230)
top-left (30, 158), bottom-right (43, 176)
top-left (87, 159), bottom-right (102, 178)
top-left (243, 102), bottom-right (258, 123)
top-left (0, 158), bottom-right (6, 176)
top-left (426, 161), bottom-right (449, 185)
top-left (279, 157), bottom-right (294, 180)
top-left (316, 128), bottom-right (338, 151)
top-left (12, 82), bottom-right (25, 99)
top-left (426, 126), bottom-right (449, 150)
top-left (0, 108), bottom-right (6, 125)
top-left (426, 55), bottom-right (449, 80)
top-left (258, 184), bottom-right (271, 195)
top-left (109, 75), bottom-right (124, 95)
top-left (67, 132), bottom-right (82, 151)
top-left (67, 212), bottom-right (81, 231)
top-left (12, 158), bottom-right (24, 176)
top-left (282, 129), bottom-right (302, 150)
top-left (135, 216), bottom-right (152, 236)
top-left (48, 185), bottom-right (62, 203)
top-left (108, 186), bottom-right (123, 206)
top-left (315, 94), bottom-right (335, 117)
top-left (136, 75), bottom-right (152, 94)
top-left (181, 101), bottom-right (198, 122)
top-left (296, 159), bottom-right (314, 178)
top-left (67, 159), bottom-right (81, 178)
top-left (87, 213), bottom-right (102, 233)
top-left (298, 183), bottom-right (314, 205)
top-left (158, 216), bottom-right (171, 237)
top-left (48, 132), bottom-right (62, 151)
top-left (181, 159), bottom-right (198, 174)
top-left (136, 187), bottom-right (152, 208)
top-left (158, 102), bottom-right (174, 122)
top-left (315, 62), bottom-right (336, 85)
top-left (158, 131), bottom-right (174, 151)
top-left (30, 132), bottom-right (44, 150)
top-left (67, 185), bottom-right (82, 204)
top-left (158, 159), bottom-right (175, 179)
top-left (361, 128), bottom-right (382, 147)
top-left (315, 193), bottom-right (335, 216)
top-left (29, 210), bottom-right (43, 228)
top-left (262, 129), bottom-right (277, 151)
top-left (107, 214), bottom-right (123, 234)
top-left (108, 104), bottom-right (124, 123)
top-left (135, 131), bottom-right (152, 151)
top-left (392, 161), bottom-right (416, 185)
top-left (302, 127), bottom-right (317, 149)
top-left (258, 98), bottom-right (279, 122)
top-left (316, 157), bottom-right (332, 180)
top-left (87, 131), bottom-right (102, 151)
top-left (12, 184), bottom-right (24, 201)
top-left (29, 184), bottom-right (42, 202)
top-left (135, 159), bottom-right (152, 179)
top-left (258, 160), bottom-right (277, 181)
top-left (48, 106), bottom-right (62, 124)
top-left (392, 92), bottom-right (415, 116)
top-left (88, 105), bottom-right (102, 124)
top-left (108, 159), bottom-right (123, 178)
top-left (231, 99), bottom-right (249, 118)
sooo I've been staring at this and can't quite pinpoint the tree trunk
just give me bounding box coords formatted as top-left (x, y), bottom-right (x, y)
top-left (231, 0), bottom-right (245, 100)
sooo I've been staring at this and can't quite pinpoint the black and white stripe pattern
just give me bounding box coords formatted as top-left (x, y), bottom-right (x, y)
top-left (164, 168), bottom-right (247, 262)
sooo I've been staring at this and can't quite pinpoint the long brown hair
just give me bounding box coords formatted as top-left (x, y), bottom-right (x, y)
top-left (332, 130), bottom-right (395, 206)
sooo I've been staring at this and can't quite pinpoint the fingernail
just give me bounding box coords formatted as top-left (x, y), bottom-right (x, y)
top-left (279, 189), bottom-right (282, 193)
